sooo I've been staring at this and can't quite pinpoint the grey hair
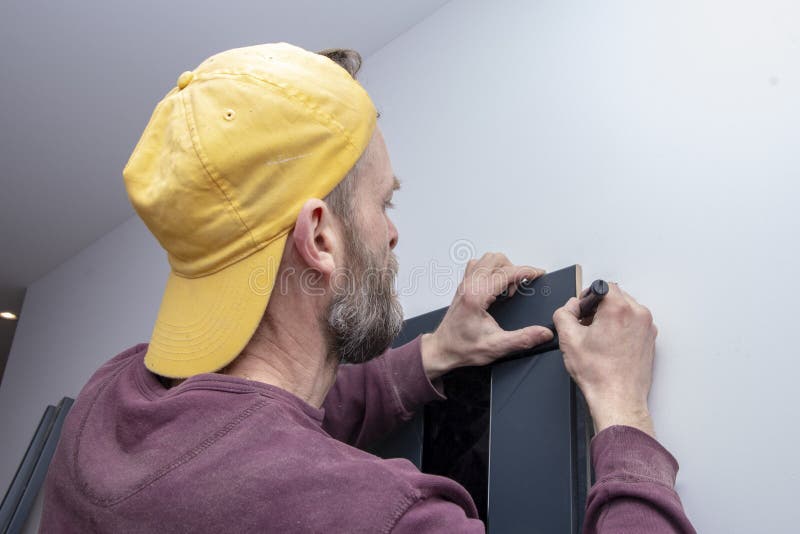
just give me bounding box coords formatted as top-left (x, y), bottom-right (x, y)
top-left (316, 48), bottom-right (367, 223)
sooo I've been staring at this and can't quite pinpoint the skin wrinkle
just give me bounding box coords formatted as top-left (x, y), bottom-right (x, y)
top-left (232, 316), bottom-right (336, 404)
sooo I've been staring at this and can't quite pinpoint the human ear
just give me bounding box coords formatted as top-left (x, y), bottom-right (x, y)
top-left (292, 198), bottom-right (339, 276)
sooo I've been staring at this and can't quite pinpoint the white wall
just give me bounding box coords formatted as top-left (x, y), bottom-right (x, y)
top-left (359, 1), bottom-right (799, 532)
top-left (0, 217), bottom-right (167, 531)
top-left (2, 1), bottom-right (797, 532)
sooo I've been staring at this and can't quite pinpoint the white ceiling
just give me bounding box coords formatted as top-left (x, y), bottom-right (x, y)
top-left (0, 0), bottom-right (449, 308)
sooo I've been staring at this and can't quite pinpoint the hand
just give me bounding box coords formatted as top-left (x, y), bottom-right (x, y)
top-left (421, 253), bottom-right (554, 380)
top-left (553, 283), bottom-right (658, 438)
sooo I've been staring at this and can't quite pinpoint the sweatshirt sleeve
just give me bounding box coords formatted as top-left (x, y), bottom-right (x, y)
top-left (584, 425), bottom-right (697, 534)
top-left (321, 334), bottom-right (446, 449)
top-left (391, 497), bottom-right (485, 533)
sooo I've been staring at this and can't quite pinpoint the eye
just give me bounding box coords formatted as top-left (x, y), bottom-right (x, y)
top-left (383, 199), bottom-right (395, 210)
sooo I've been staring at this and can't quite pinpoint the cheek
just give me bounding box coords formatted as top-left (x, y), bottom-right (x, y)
top-left (357, 209), bottom-right (386, 243)
top-left (367, 211), bottom-right (393, 250)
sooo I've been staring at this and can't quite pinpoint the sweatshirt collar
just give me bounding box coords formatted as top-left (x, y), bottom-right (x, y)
top-left (134, 344), bottom-right (326, 425)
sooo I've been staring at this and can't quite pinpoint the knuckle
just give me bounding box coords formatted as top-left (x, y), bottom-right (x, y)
top-left (463, 290), bottom-right (480, 308)
top-left (635, 305), bottom-right (653, 323)
top-left (486, 335), bottom-right (506, 354)
top-left (511, 331), bottom-right (530, 351)
top-left (555, 327), bottom-right (571, 343)
top-left (604, 299), bottom-right (627, 317)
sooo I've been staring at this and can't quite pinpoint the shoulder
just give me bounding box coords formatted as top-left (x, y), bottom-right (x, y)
top-left (66, 343), bottom-right (147, 411)
top-left (92, 342), bottom-right (149, 383)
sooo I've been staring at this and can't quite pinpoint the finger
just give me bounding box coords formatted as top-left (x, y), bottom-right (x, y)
top-left (576, 284), bottom-right (601, 323)
top-left (488, 265), bottom-right (544, 302)
top-left (517, 265), bottom-right (547, 281)
top-left (616, 286), bottom-right (655, 326)
top-left (463, 257), bottom-right (486, 280)
top-left (552, 297), bottom-right (583, 338)
top-left (484, 252), bottom-right (512, 269)
top-left (591, 283), bottom-right (643, 327)
top-left (616, 285), bottom-right (640, 308)
top-left (609, 283), bottom-right (648, 315)
top-left (478, 252), bottom-right (535, 272)
top-left (596, 282), bottom-right (627, 311)
top-left (472, 252), bottom-right (503, 270)
top-left (502, 266), bottom-right (546, 298)
top-left (490, 325), bottom-right (554, 355)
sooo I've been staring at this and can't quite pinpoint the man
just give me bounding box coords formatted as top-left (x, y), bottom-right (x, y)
top-left (40, 43), bottom-right (695, 532)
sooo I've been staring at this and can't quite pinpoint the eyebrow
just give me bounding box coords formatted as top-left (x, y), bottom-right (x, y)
top-left (392, 175), bottom-right (401, 191)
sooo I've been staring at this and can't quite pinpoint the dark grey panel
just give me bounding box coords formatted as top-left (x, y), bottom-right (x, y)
top-left (487, 265), bottom-right (589, 534)
top-left (368, 309), bottom-right (448, 468)
top-left (372, 266), bottom-right (592, 533)
top-left (367, 413), bottom-right (424, 468)
top-left (489, 352), bottom-right (573, 533)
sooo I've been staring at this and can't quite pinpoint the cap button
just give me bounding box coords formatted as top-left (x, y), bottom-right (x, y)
top-left (177, 71), bottom-right (194, 90)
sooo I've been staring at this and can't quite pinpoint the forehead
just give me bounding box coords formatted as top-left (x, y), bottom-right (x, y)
top-left (359, 127), bottom-right (397, 193)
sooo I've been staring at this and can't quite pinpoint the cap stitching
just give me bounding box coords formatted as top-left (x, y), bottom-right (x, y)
top-left (166, 68), bottom-right (374, 278)
top-left (191, 70), bottom-right (372, 155)
top-left (179, 89), bottom-right (258, 251)
top-left (169, 226), bottom-right (289, 281)
top-left (154, 255), bottom-right (239, 332)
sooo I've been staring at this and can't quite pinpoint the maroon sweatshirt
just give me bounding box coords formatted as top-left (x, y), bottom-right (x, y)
top-left (39, 336), bottom-right (695, 533)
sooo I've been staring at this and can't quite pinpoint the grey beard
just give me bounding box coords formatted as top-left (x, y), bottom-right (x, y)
top-left (326, 246), bottom-right (403, 365)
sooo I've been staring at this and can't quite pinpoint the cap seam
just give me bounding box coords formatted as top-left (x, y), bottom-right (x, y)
top-left (179, 89), bottom-right (258, 252)
top-left (190, 70), bottom-right (371, 155)
top-left (122, 93), bottom-right (181, 250)
top-left (166, 67), bottom-right (373, 277)
top-left (154, 255), bottom-right (240, 332)
top-left (171, 227), bottom-right (290, 281)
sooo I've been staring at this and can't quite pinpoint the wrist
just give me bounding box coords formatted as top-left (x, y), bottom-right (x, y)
top-left (420, 332), bottom-right (456, 381)
top-left (586, 399), bottom-right (655, 439)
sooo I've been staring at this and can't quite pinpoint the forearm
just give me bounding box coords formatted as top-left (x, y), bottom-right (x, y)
top-left (322, 334), bottom-right (445, 448)
top-left (584, 391), bottom-right (656, 439)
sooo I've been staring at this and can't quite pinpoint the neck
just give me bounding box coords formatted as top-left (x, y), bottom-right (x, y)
top-left (221, 298), bottom-right (337, 408)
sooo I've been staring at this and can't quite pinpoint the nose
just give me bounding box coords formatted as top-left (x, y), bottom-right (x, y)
top-left (388, 217), bottom-right (399, 250)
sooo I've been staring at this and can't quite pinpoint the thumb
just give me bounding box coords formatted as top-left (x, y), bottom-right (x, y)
top-left (490, 324), bottom-right (554, 355)
top-left (552, 297), bottom-right (583, 341)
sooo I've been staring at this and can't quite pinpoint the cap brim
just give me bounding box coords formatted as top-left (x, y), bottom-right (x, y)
top-left (145, 232), bottom-right (288, 378)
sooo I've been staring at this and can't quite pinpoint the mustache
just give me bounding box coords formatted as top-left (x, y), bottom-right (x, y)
top-left (387, 252), bottom-right (399, 277)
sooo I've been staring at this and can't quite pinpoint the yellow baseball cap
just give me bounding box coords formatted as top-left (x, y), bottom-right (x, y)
top-left (123, 43), bottom-right (376, 378)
